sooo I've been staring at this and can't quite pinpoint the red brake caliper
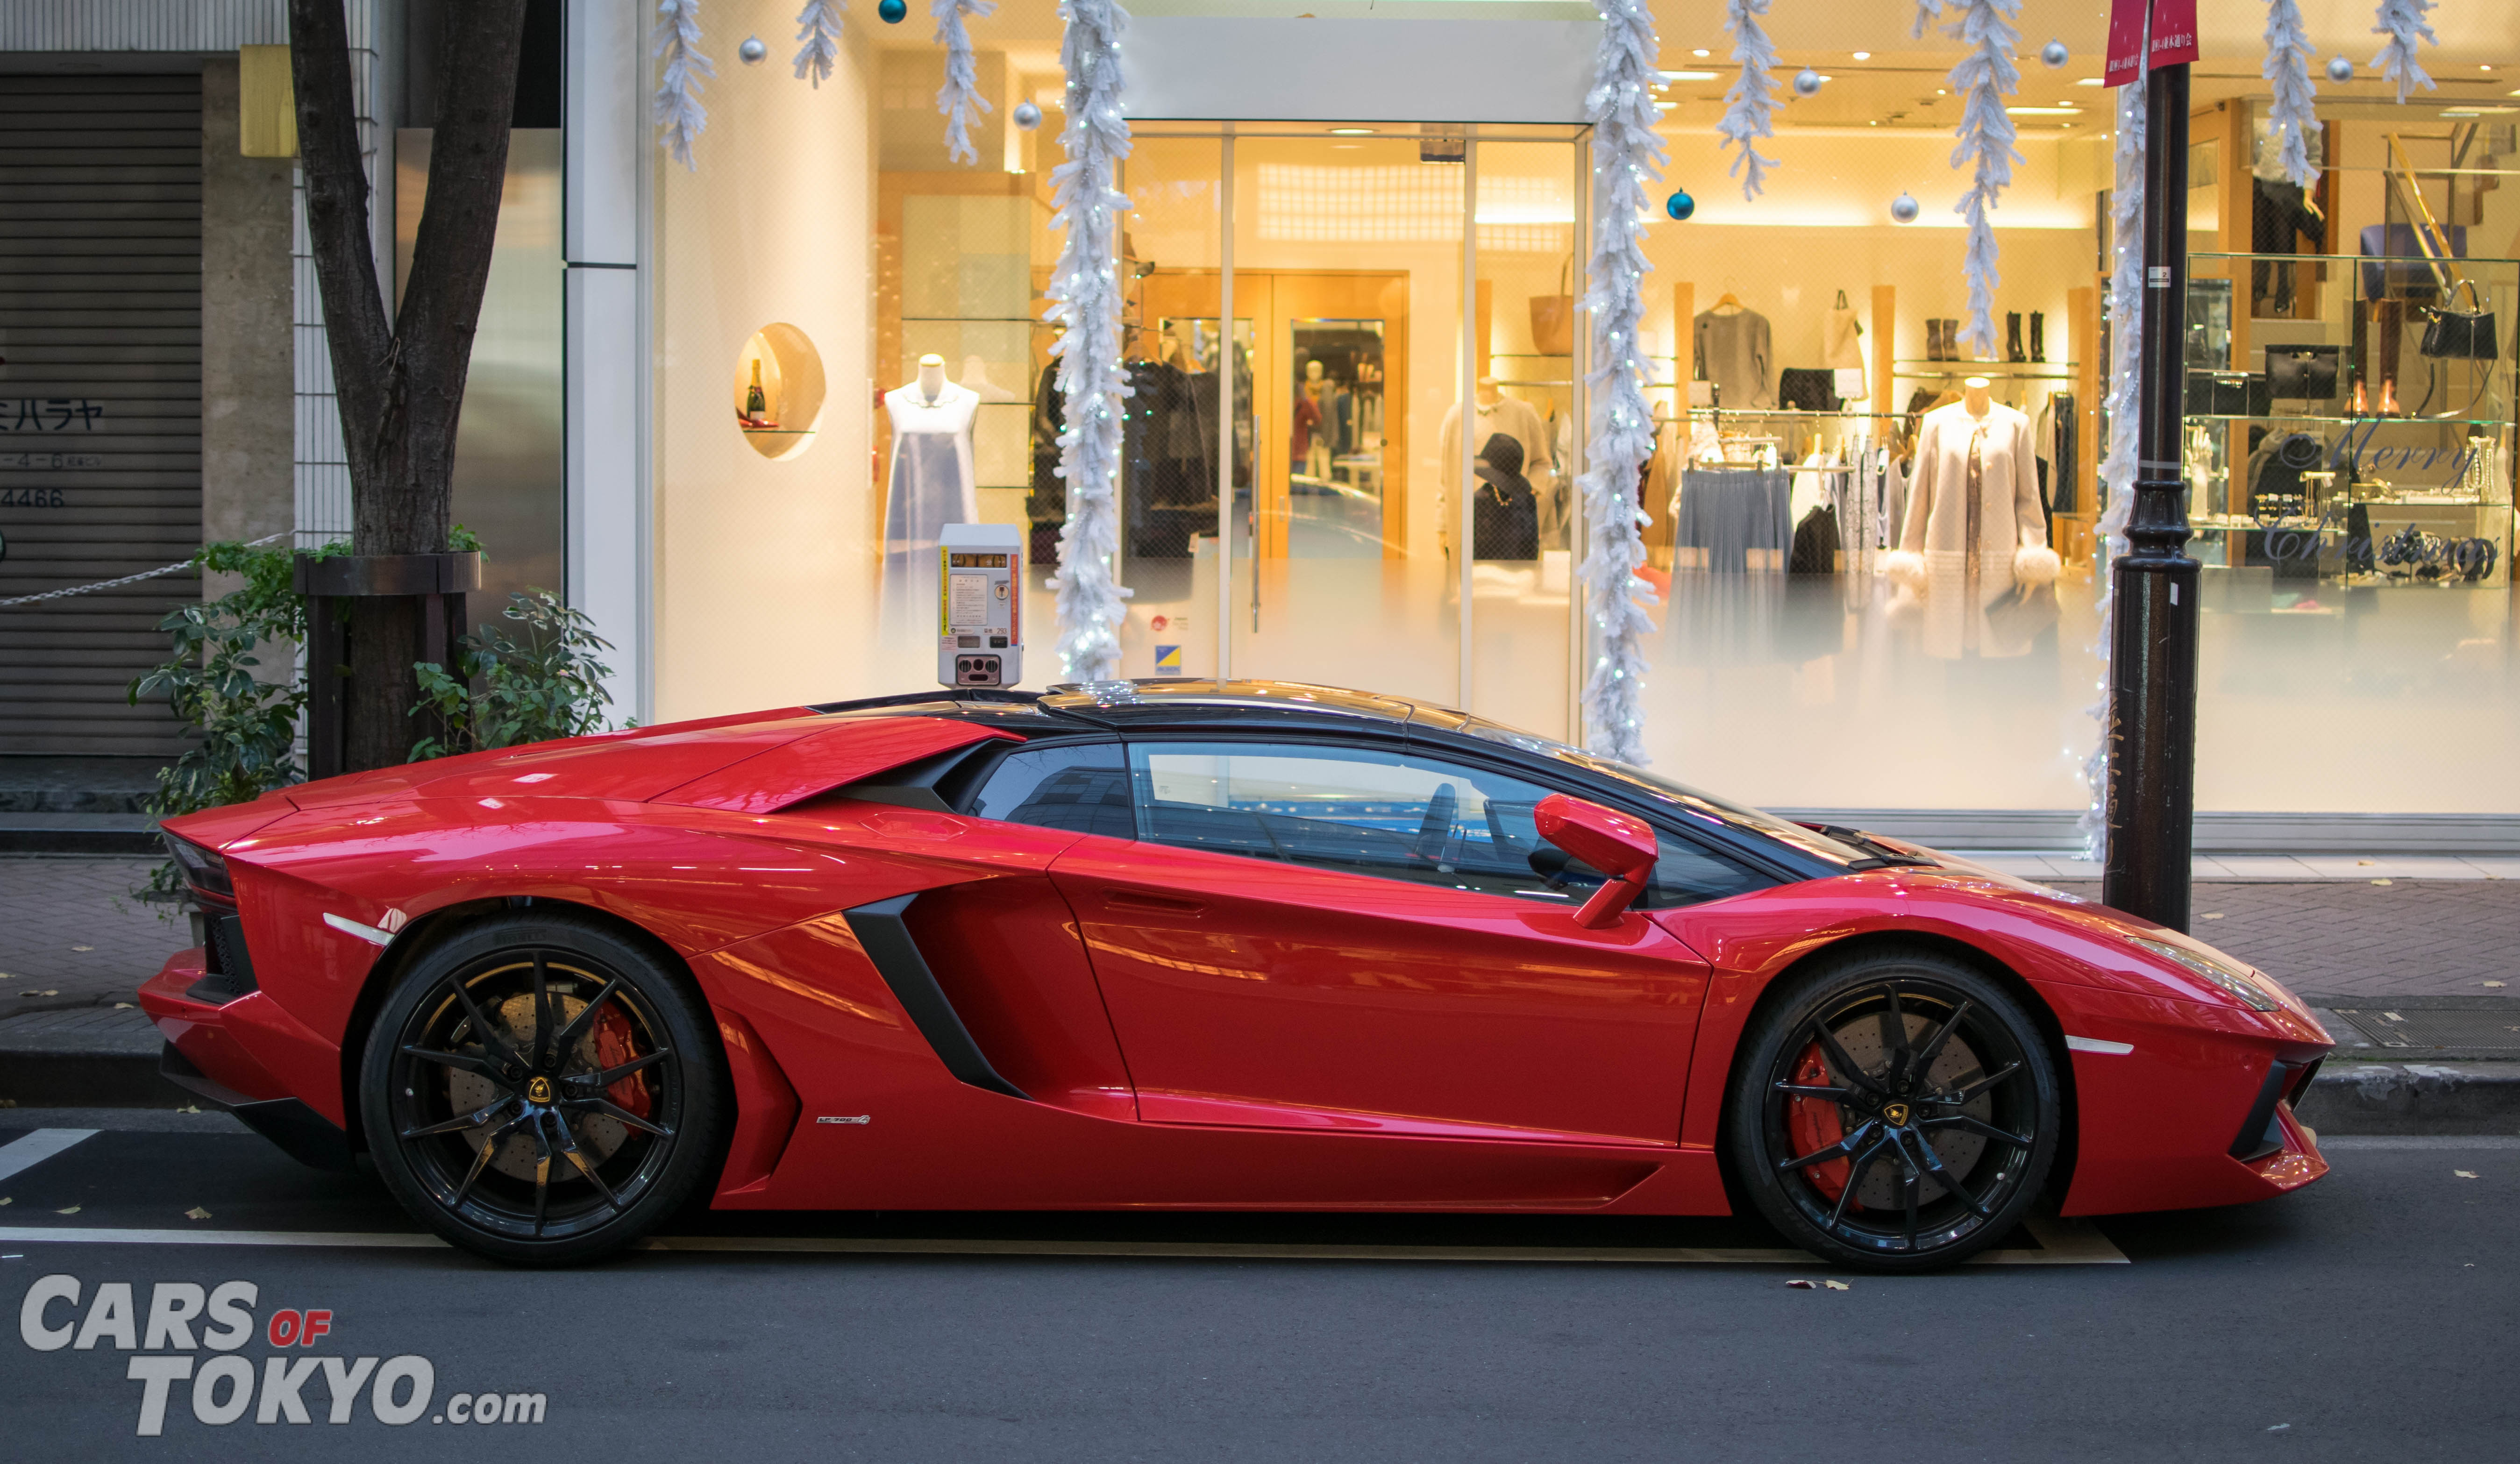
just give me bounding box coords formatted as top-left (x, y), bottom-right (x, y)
top-left (593, 1007), bottom-right (653, 1119)
top-left (1787, 1040), bottom-right (1855, 1206)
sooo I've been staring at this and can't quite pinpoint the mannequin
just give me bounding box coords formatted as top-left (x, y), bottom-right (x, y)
top-left (1437, 377), bottom-right (1555, 553)
top-left (1882, 377), bottom-right (2061, 658)
top-left (883, 353), bottom-right (981, 558)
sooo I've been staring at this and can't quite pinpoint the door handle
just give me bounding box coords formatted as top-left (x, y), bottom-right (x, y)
top-left (1105, 888), bottom-right (1205, 915)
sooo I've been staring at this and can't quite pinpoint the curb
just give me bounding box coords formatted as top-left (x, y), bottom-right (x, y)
top-left (2293, 1061), bottom-right (2520, 1136)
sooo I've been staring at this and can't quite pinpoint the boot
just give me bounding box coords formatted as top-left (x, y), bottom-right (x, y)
top-left (1945, 319), bottom-right (1965, 360)
top-left (2029, 311), bottom-right (2046, 362)
top-left (1930, 318), bottom-right (1951, 361)
top-left (2006, 312), bottom-right (2027, 363)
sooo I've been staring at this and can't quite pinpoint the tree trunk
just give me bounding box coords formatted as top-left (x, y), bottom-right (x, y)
top-left (290, 0), bottom-right (528, 770)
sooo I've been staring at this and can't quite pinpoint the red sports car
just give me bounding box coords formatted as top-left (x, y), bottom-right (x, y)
top-left (141, 681), bottom-right (2331, 1270)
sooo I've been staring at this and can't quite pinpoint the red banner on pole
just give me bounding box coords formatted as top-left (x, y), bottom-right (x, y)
top-left (2106, 0), bottom-right (2198, 87)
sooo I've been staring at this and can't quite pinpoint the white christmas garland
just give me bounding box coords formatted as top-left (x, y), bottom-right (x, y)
top-left (2261, 0), bottom-right (2321, 187)
top-left (2079, 80), bottom-right (2147, 860)
top-left (1045, 0), bottom-right (1135, 682)
top-left (793, 0), bottom-right (844, 89)
top-left (933, 0), bottom-right (997, 165)
top-left (1908, 0), bottom-right (1948, 39)
top-left (1942, 0), bottom-right (2023, 359)
top-left (2371, 0), bottom-right (2437, 105)
top-left (1715, 0), bottom-right (1780, 200)
top-left (1578, 0), bottom-right (1668, 761)
top-left (652, 0), bottom-right (713, 171)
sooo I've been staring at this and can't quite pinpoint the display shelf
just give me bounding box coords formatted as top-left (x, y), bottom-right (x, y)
top-left (740, 426), bottom-right (815, 437)
top-left (2181, 412), bottom-right (2514, 427)
top-left (1893, 361), bottom-right (2079, 378)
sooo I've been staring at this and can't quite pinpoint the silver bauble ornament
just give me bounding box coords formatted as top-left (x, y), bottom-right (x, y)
top-left (1889, 192), bottom-right (1920, 224)
top-left (1013, 100), bottom-right (1043, 131)
top-left (1792, 68), bottom-right (1822, 98)
top-left (2040, 39), bottom-right (2069, 70)
top-left (738, 35), bottom-right (767, 64)
top-left (2326, 56), bottom-right (2355, 83)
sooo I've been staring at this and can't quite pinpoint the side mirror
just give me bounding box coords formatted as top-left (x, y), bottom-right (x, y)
top-left (1533, 793), bottom-right (1657, 928)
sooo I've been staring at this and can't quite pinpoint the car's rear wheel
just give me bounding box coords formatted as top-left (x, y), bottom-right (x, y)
top-left (360, 912), bottom-right (726, 1265)
top-left (1726, 948), bottom-right (2060, 1272)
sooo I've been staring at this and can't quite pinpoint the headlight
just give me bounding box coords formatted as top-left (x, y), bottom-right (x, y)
top-left (163, 833), bottom-right (234, 901)
top-left (2126, 934), bottom-right (2278, 1012)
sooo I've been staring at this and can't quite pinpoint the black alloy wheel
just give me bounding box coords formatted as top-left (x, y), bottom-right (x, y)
top-left (360, 912), bottom-right (726, 1265)
top-left (1726, 950), bottom-right (2060, 1272)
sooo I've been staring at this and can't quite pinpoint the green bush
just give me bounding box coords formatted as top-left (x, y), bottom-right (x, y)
top-left (410, 590), bottom-right (619, 760)
top-left (130, 540), bottom-right (334, 823)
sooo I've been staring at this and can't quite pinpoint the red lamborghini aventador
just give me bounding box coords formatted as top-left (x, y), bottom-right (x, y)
top-left (139, 680), bottom-right (2331, 1270)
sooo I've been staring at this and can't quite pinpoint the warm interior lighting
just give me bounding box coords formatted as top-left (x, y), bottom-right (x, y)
top-left (2075, 77), bottom-right (2104, 86)
top-left (1692, 48), bottom-right (1710, 57)
top-left (1327, 127), bottom-right (1374, 135)
top-left (1659, 69), bottom-right (1719, 81)
top-left (2006, 106), bottom-right (2082, 116)
top-left (1851, 51), bottom-right (1871, 60)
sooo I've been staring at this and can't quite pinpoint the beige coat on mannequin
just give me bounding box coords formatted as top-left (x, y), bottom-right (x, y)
top-left (1883, 398), bottom-right (2059, 658)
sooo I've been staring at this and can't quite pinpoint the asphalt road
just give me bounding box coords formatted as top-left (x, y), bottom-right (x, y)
top-left (0, 1116), bottom-right (2511, 1461)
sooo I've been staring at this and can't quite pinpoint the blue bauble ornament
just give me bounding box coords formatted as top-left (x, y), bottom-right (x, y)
top-left (1889, 192), bottom-right (1920, 224)
top-left (2040, 39), bottom-right (2069, 70)
top-left (1792, 68), bottom-right (1822, 98)
top-left (2326, 56), bottom-right (2354, 83)
top-left (878, 0), bottom-right (907, 21)
top-left (1665, 189), bottom-right (1695, 221)
top-left (1012, 100), bottom-right (1043, 131)
top-left (738, 35), bottom-right (767, 64)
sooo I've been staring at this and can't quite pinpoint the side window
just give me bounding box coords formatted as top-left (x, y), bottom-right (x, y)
top-left (1125, 741), bottom-right (1768, 908)
top-left (968, 742), bottom-right (1133, 839)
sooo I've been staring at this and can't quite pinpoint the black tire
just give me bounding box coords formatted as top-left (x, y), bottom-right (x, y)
top-left (359, 911), bottom-right (727, 1265)
top-left (1725, 947), bottom-right (2060, 1272)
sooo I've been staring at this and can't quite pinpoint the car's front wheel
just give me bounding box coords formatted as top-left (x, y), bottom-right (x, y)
top-left (1726, 948), bottom-right (2060, 1272)
top-left (360, 911), bottom-right (726, 1265)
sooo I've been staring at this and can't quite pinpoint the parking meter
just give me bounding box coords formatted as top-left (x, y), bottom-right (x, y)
top-left (937, 522), bottom-right (1024, 688)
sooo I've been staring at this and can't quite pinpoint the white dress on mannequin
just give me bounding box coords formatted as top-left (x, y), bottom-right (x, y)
top-left (883, 380), bottom-right (982, 554)
top-left (1887, 399), bottom-right (2056, 659)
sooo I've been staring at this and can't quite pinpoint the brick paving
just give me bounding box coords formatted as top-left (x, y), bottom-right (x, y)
top-left (0, 858), bottom-right (185, 1010)
top-left (2048, 881), bottom-right (2520, 1001)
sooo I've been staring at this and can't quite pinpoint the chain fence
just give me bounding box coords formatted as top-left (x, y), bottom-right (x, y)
top-left (0, 531), bottom-right (289, 610)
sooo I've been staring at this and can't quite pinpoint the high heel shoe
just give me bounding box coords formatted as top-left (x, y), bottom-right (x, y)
top-left (2006, 312), bottom-right (2027, 363)
top-left (1925, 319), bottom-right (1945, 361)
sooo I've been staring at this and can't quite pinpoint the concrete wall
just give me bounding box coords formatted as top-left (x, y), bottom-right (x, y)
top-left (198, 55), bottom-right (293, 591)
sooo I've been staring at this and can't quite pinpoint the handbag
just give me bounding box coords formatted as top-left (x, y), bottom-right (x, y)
top-left (2184, 370), bottom-right (2265, 417)
top-left (1778, 368), bottom-right (1840, 412)
top-left (2419, 278), bottom-right (2498, 360)
top-left (1823, 290), bottom-right (1865, 370)
top-left (2265, 345), bottom-right (2340, 400)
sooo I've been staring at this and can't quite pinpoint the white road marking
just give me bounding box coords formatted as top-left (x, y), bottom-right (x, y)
top-left (0, 1217), bottom-right (2128, 1265)
top-left (0, 1129), bottom-right (98, 1184)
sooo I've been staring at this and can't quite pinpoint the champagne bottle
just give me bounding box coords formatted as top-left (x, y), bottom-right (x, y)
top-left (744, 359), bottom-right (768, 424)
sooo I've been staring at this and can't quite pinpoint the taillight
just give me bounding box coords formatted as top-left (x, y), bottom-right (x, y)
top-left (163, 833), bottom-right (235, 902)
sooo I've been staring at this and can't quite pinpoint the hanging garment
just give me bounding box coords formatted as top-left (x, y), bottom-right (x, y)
top-left (1788, 503), bottom-right (1841, 575)
top-left (1824, 298), bottom-right (1865, 370)
top-left (1122, 358), bottom-right (1217, 560)
top-left (1694, 308), bottom-right (1774, 409)
top-left (1676, 466), bottom-right (1792, 573)
top-left (1890, 400), bottom-right (2054, 659)
top-left (884, 382), bottom-right (981, 554)
top-left (1028, 363), bottom-right (1068, 568)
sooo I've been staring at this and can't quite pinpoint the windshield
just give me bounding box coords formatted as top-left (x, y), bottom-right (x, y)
top-left (1457, 720), bottom-right (1881, 867)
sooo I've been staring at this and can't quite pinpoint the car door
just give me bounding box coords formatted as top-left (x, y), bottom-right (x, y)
top-left (1049, 738), bottom-right (1743, 1146)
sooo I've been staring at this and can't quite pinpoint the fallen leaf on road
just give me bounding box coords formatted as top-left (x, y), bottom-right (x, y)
top-left (2356, 860), bottom-right (2374, 866)
top-left (54, 1207), bottom-right (79, 1215)
top-left (176, 1105), bottom-right (199, 1115)
top-left (2371, 878), bottom-right (2392, 886)
top-left (2266, 1423), bottom-right (2290, 1432)
top-left (2455, 1170), bottom-right (2478, 1179)
top-left (185, 1207), bottom-right (211, 1221)
top-left (1822, 1280), bottom-right (1851, 1291)
top-left (2485, 981), bottom-right (2507, 988)
top-left (2200, 912), bottom-right (2223, 920)
top-left (1786, 1279), bottom-right (1816, 1289)
top-left (70, 945), bottom-right (93, 952)
top-left (113, 1002), bottom-right (132, 1009)
top-left (0, 1198), bottom-right (11, 1207)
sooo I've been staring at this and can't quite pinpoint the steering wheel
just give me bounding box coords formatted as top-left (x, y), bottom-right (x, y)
top-left (1411, 783), bottom-right (1457, 864)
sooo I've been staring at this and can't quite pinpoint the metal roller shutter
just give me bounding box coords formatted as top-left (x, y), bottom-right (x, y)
top-left (0, 71), bottom-right (201, 757)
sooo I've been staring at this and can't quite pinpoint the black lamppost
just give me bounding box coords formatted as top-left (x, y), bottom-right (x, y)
top-left (2102, 59), bottom-right (2201, 931)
